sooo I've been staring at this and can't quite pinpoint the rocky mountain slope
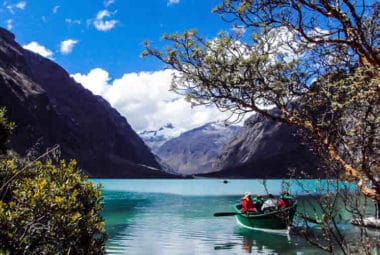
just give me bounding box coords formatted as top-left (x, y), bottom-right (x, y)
top-left (155, 122), bottom-right (241, 175)
top-left (153, 112), bottom-right (322, 178)
top-left (0, 27), bottom-right (173, 178)
top-left (205, 113), bottom-right (322, 178)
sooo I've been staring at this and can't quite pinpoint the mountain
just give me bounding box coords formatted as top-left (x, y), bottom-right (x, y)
top-left (154, 111), bottom-right (322, 178)
top-left (155, 122), bottom-right (241, 175)
top-left (138, 123), bottom-right (176, 153)
top-left (0, 27), bottom-right (174, 178)
top-left (204, 113), bottom-right (322, 178)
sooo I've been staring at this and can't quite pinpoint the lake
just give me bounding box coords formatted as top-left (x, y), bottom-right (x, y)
top-left (91, 179), bottom-right (372, 255)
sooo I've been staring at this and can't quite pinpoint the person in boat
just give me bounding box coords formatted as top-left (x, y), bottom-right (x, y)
top-left (240, 192), bottom-right (257, 213)
top-left (261, 194), bottom-right (278, 213)
top-left (278, 191), bottom-right (294, 209)
top-left (253, 194), bottom-right (264, 212)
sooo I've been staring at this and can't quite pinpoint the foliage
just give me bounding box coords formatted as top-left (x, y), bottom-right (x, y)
top-left (0, 107), bottom-right (106, 254)
top-left (143, 0), bottom-right (379, 193)
top-left (294, 179), bottom-right (380, 254)
top-left (0, 107), bottom-right (14, 154)
top-left (0, 159), bottom-right (107, 255)
top-left (143, 0), bottom-right (379, 253)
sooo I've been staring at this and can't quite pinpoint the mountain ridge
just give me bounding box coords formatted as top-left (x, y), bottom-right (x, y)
top-left (155, 122), bottom-right (241, 175)
top-left (152, 113), bottom-right (322, 178)
top-left (204, 113), bottom-right (322, 178)
top-left (0, 27), bottom-right (174, 178)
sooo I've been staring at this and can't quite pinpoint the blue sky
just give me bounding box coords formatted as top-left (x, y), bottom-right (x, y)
top-left (1, 0), bottom-right (227, 76)
top-left (1, 0), bottom-right (238, 137)
top-left (3, 1), bottom-right (375, 138)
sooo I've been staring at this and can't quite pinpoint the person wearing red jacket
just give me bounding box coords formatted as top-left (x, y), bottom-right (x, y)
top-left (278, 191), bottom-right (294, 209)
top-left (240, 192), bottom-right (257, 213)
top-left (278, 197), bottom-right (287, 209)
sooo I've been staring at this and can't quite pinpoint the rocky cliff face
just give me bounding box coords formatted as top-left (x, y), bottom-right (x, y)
top-left (205, 113), bottom-right (322, 178)
top-left (0, 27), bottom-right (173, 178)
top-left (155, 122), bottom-right (241, 175)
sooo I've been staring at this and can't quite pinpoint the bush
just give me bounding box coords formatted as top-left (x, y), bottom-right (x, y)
top-left (0, 159), bottom-right (107, 255)
top-left (0, 107), bottom-right (14, 154)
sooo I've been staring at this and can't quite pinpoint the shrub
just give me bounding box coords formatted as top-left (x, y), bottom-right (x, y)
top-left (0, 159), bottom-right (107, 255)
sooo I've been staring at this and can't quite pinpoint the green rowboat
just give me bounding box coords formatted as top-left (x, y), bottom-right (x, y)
top-left (232, 202), bottom-right (297, 231)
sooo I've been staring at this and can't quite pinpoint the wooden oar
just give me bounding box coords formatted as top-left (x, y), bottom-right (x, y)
top-left (213, 212), bottom-right (237, 217)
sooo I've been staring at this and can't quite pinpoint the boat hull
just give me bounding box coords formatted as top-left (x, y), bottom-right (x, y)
top-left (232, 203), bottom-right (297, 230)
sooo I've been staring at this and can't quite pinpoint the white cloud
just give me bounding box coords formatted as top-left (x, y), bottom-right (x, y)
top-left (23, 41), bottom-right (53, 59)
top-left (71, 68), bottom-right (110, 95)
top-left (167, 0), bottom-right (180, 5)
top-left (60, 39), bottom-right (78, 55)
top-left (5, 19), bottom-right (13, 30)
top-left (71, 68), bottom-right (233, 137)
top-left (15, 1), bottom-right (26, 9)
top-left (5, 1), bottom-right (26, 13)
top-left (93, 10), bottom-right (118, 31)
top-left (264, 26), bottom-right (301, 63)
top-left (104, 0), bottom-right (114, 7)
top-left (231, 25), bottom-right (246, 36)
top-left (52, 5), bottom-right (60, 14)
top-left (65, 18), bottom-right (81, 25)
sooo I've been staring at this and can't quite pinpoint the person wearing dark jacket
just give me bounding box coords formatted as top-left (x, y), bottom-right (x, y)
top-left (253, 194), bottom-right (264, 212)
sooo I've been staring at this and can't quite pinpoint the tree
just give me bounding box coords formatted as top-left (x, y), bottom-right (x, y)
top-left (143, 1), bottom-right (379, 252)
top-left (0, 109), bottom-right (107, 254)
top-left (143, 0), bottom-right (379, 202)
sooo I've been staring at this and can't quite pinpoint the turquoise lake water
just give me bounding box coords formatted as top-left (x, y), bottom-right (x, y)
top-left (91, 179), bottom-right (377, 255)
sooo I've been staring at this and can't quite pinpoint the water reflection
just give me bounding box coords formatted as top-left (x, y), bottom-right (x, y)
top-left (235, 228), bottom-right (291, 254)
top-left (213, 227), bottom-right (289, 253)
top-left (242, 237), bottom-right (254, 253)
top-left (214, 227), bottom-right (325, 254)
top-left (214, 242), bottom-right (240, 251)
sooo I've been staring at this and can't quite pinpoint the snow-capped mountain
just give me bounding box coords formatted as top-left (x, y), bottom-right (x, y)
top-left (138, 123), bottom-right (177, 152)
top-left (155, 122), bottom-right (241, 175)
top-left (152, 115), bottom-right (323, 178)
